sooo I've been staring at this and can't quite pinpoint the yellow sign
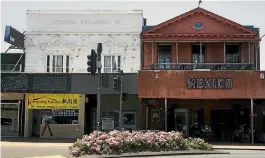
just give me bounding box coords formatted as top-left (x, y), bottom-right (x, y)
top-left (27, 94), bottom-right (80, 109)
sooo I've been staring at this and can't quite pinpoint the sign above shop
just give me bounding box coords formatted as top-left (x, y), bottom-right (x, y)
top-left (26, 12), bottom-right (143, 33)
top-left (143, 99), bottom-right (158, 105)
top-left (186, 78), bottom-right (233, 89)
top-left (49, 19), bottom-right (120, 25)
top-left (27, 94), bottom-right (80, 109)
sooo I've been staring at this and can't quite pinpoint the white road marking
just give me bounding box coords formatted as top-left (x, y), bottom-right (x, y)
top-left (25, 155), bottom-right (67, 158)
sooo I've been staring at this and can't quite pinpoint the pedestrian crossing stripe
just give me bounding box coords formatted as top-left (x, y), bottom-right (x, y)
top-left (25, 155), bottom-right (66, 158)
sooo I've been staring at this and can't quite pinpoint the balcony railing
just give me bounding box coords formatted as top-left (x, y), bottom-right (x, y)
top-left (192, 54), bottom-right (204, 63)
top-left (225, 54), bottom-right (241, 63)
top-left (143, 63), bottom-right (255, 70)
top-left (1, 64), bottom-right (22, 72)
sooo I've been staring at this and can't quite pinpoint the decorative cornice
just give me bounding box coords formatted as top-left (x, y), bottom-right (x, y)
top-left (144, 33), bottom-right (257, 38)
top-left (143, 33), bottom-right (259, 41)
top-left (144, 7), bottom-right (257, 35)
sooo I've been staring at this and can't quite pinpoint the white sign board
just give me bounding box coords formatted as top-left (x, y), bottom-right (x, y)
top-left (101, 118), bottom-right (115, 130)
top-left (26, 10), bottom-right (143, 33)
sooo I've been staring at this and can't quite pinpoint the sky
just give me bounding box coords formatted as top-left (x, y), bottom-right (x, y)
top-left (1, 0), bottom-right (265, 70)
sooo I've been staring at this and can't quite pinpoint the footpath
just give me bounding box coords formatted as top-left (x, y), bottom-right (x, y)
top-left (213, 144), bottom-right (265, 150)
top-left (1, 137), bottom-right (265, 150)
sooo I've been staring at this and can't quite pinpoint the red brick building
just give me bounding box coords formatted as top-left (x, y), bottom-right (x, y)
top-left (138, 7), bottom-right (265, 143)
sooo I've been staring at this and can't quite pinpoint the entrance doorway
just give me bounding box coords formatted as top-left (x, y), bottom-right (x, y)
top-left (1, 103), bottom-right (20, 137)
top-left (84, 95), bottom-right (97, 134)
top-left (175, 109), bottom-right (188, 136)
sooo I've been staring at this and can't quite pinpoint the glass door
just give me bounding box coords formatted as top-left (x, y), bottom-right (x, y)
top-left (175, 109), bottom-right (188, 136)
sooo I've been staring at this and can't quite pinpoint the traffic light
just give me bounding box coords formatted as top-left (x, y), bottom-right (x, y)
top-left (113, 77), bottom-right (120, 91)
top-left (101, 74), bottom-right (109, 88)
top-left (122, 93), bottom-right (128, 102)
top-left (87, 49), bottom-right (97, 76)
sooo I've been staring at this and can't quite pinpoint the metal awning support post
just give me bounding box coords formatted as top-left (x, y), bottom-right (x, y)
top-left (250, 99), bottom-right (254, 144)
top-left (200, 42), bottom-right (203, 63)
top-left (152, 42), bottom-right (154, 64)
top-left (176, 42), bottom-right (179, 63)
top-left (248, 42), bottom-right (251, 64)
top-left (224, 42), bottom-right (226, 63)
top-left (164, 98), bottom-right (168, 132)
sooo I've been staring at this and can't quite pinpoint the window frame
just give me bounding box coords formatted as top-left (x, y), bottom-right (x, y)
top-left (103, 55), bottom-right (121, 73)
top-left (122, 111), bottom-right (137, 130)
top-left (45, 54), bottom-right (70, 73)
top-left (191, 44), bottom-right (206, 63)
top-left (158, 44), bottom-right (172, 69)
top-left (41, 109), bottom-right (79, 125)
top-left (225, 43), bottom-right (241, 63)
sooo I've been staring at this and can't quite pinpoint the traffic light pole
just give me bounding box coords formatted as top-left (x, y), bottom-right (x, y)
top-left (96, 66), bottom-right (101, 131)
top-left (96, 44), bottom-right (102, 131)
top-left (119, 70), bottom-right (123, 130)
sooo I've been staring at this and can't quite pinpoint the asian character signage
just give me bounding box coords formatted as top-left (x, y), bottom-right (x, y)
top-left (27, 94), bottom-right (80, 109)
top-left (186, 78), bottom-right (233, 89)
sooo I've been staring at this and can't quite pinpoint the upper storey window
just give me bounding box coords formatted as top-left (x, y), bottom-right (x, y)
top-left (46, 55), bottom-right (70, 73)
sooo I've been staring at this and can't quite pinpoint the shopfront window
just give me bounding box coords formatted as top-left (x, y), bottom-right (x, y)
top-left (41, 109), bottom-right (79, 124)
top-left (123, 112), bottom-right (136, 130)
top-left (101, 111), bottom-right (137, 130)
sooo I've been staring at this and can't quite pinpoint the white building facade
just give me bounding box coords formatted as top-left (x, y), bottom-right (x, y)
top-left (25, 10), bottom-right (143, 73)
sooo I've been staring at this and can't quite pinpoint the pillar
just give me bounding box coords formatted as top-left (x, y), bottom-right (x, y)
top-left (165, 98), bottom-right (168, 132)
top-left (251, 99), bottom-right (254, 144)
top-left (24, 94), bottom-right (32, 138)
top-left (204, 105), bottom-right (211, 126)
top-left (140, 99), bottom-right (146, 130)
top-left (224, 42), bottom-right (226, 63)
top-left (77, 94), bottom-right (85, 138)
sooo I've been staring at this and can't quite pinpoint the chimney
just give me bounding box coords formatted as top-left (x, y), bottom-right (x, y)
top-left (143, 18), bottom-right (147, 26)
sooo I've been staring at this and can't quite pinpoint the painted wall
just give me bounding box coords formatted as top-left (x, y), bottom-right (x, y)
top-left (138, 70), bottom-right (265, 99)
top-left (25, 10), bottom-right (143, 73)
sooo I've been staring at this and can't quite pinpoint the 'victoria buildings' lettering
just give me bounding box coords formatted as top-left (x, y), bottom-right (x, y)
top-left (186, 78), bottom-right (233, 89)
top-left (50, 19), bottom-right (120, 25)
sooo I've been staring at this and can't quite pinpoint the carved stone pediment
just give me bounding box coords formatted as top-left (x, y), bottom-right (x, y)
top-left (39, 36), bottom-right (76, 48)
top-left (39, 36), bottom-right (76, 52)
top-left (79, 36), bottom-right (90, 46)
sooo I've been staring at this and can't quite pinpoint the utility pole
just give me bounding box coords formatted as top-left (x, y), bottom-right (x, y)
top-left (119, 70), bottom-right (124, 130)
top-left (96, 43), bottom-right (102, 131)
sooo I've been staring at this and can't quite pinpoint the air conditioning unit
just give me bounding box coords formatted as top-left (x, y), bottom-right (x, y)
top-left (260, 73), bottom-right (265, 80)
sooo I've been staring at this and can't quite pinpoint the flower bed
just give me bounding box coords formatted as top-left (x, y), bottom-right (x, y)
top-left (69, 130), bottom-right (213, 157)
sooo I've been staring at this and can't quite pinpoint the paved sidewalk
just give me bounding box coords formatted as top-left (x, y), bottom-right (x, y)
top-left (81, 151), bottom-right (230, 158)
top-left (1, 137), bottom-right (75, 147)
top-left (213, 145), bottom-right (265, 150)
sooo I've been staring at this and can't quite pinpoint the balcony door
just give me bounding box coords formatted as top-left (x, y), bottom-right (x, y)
top-left (158, 45), bottom-right (171, 69)
top-left (225, 43), bottom-right (241, 63)
top-left (192, 44), bottom-right (205, 63)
